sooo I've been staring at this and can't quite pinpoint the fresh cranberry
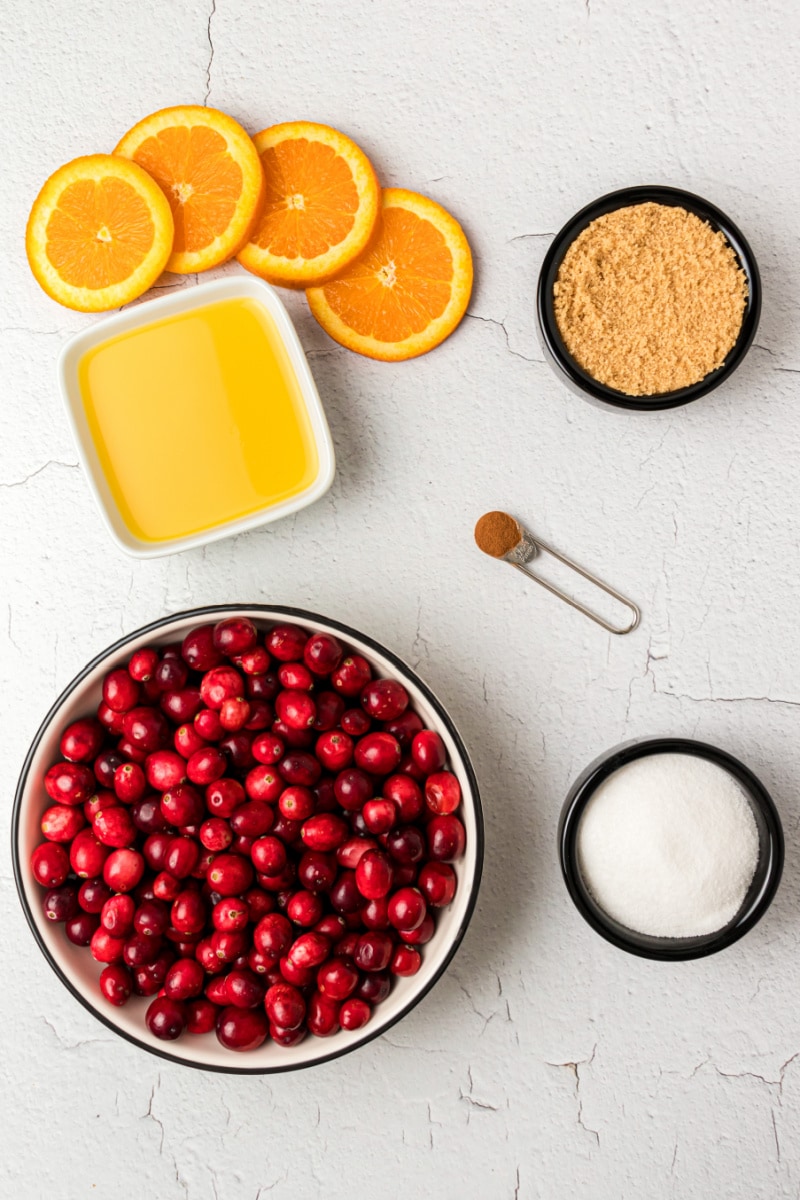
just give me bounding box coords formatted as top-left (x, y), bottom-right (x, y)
top-left (216, 1005), bottom-right (267, 1051)
top-left (93, 750), bottom-right (124, 791)
top-left (411, 730), bottom-right (447, 774)
top-left (141, 832), bottom-right (171, 870)
top-left (243, 765), bottom-right (282, 804)
top-left (154, 656), bottom-right (189, 693)
top-left (427, 814), bottom-right (466, 862)
top-left (131, 798), bottom-right (167, 837)
top-left (129, 648), bottom-right (159, 682)
top-left (388, 887), bottom-right (426, 931)
top-left (160, 782), bottom-right (203, 827)
top-left (317, 957), bottom-right (359, 1000)
top-left (310, 692), bottom-right (343, 733)
top-left (355, 849), bottom-right (393, 899)
top-left (275, 662), bottom-right (311, 692)
top-left (278, 751), bottom-right (321, 787)
top-left (174, 723), bottom-right (206, 759)
top-left (69, 831), bottom-right (108, 879)
top-left (97, 702), bottom-right (126, 735)
top-left (101, 894), bottom-right (135, 936)
top-left (187, 746), bottom-right (227, 786)
top-left (336, 836), bottom-right (378, 870)
top-left (361, 895), bottom-right (390, 929)
top-left (243, 889), bottom-right (274, 924)
top-left (66, 911), bottom-right (99, 945)
top-left (315, 731), bottom-right (353, 772)
top-left (205, 976), bottom-right (230, 1005)
top-left (171, 890), bottom-right (207, 935)
top-left (122, 707), bottom-right (169, 753)
top-left (418, 862), bottom-right (457, 906)
top-left (243, 701), bottom-right (272, 732)
top-left (352, 930), bottom-right (392, 972)
top-left (356, 971), bottom-right (391, 1004)
top-left (361, 679), bottom-right (409, 721)
top-left (391, 945), bottom-right (422, 976)
top-left (195, 937), bottom-right (224, 975)
top-left (383, 709), bottom-right (424, 747)
top-left (251, 733), bottom-right (285, 766)
top-left (83, 790), bottom-right (117, 824)
top-left (272, 718), bottom-right (314, 750)
top-left (205, 777), bottom-right (245, 818)
top-left (103, 848), bottom-right (145, 892)
top-left (354, 732), bottom-right (401, 775)
top-left (264, 983), bottom-right (305, 1029)
top-left (194, 708), bottom-right (223, 742)
top-left (78, 877), bottom-right (112, 913)
top-left (303, 632), bottom-right (343, 676)
top-left (307, 991), bottom-right (341, 1036)
top-left (123, 934), bottom-right (163, 968)
top-left (211, 616), bottom-right (257, 658)
top-left (275, 689), bottom-right (317, 731)
top-left (276, 786), bottom-right (313, 822)
top-left (146, 995), bottom-right (186, 1041)
top-left (331, 654), bottom-right (372, 697)
top-left (43, 884), bottom-right (79, 922)
top-left (333, 768), bottom-right (373, 811)
top-left (40, 804), bottom-right (85, 843)
top-left (383, 775), bottom-right (424, 822)
top-left (315, 914), bottom-right (347, 941)
top-left (94, 806), bottom-right (136, 848)
top-left (286, 890), bottom-right (323, 926)
top-left (153, 871), bottom-right (181, 901)
top-left (181, 625), bottom-right (223, 672)
top-left (227, 802), bottom-right (272, 839)
top-left (425, 771), bottom-right (461, 815)
top-left (113, 761), bottom-right (147, 804)
top-left (339, 997), bottom-right (371, 1030)
top-left (226, 969), bottom-right (266, 1009)
top-left (206, 854), bottom-right (253, 897)
top-left (132, 898), bottom-right (169, 939)
top-left (103, 669), bottom-right (140, 713)
top-left (240, 645), bottom-right (270, 676)
top-left (186, 998), bottom-right (218, 1034)
top-left (200, 666), bottom-right (244, 710)
top-left (329, 870), bottom-right (362, 914)
top-left (116, 737), bottom-right (148, 765)
top-left (90, 927), bottom-right (127, 964)
top-left (219, 697), bottom-right (251, 733)
top-left (362, 798), bottom-right (397, 835)
top-left (266, 624), bottom-right (308, 662)
top-left (251, 836), bottom-right (288, 877)
top-left (341, 708), bottom-right (371, 737)
top-left (60, 718), bottom-right (104, 763)
top-left (164, 958), bottom-right (204, 1000)
top-left (165, 836), bottom-right (200, 879)
top-left (160, 688), bottom-right (203, 724)
top-left (99, 963), bottom-right (133, 1006)
top-left (270, 814), bottom-right (303, 844)
top-left (288, 931), bottom-right (330, 970)
top-left (398, 912), bottom-right (435, 944)
top-left (269, 1022), bottom-right (307, 1046)
top-left (386, 825), bottom-right (426, 864)
top-left (44, 761), bottom-right (95, 806)
top-left (296, 850), bottom-right (336, 893)
top-left (212, 898), bottom-right (248, 932)
top-left (301, 813), bottom-right (348, 852)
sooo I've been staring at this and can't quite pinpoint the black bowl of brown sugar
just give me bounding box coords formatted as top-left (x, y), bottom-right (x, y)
top-left (536, 185), bottom-right (761, 412)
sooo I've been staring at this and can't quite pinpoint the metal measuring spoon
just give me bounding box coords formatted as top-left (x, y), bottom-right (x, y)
top-left (474, 510), bottom-right (640, 635)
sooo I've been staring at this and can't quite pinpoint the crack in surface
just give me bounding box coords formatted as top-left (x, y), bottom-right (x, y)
top-left (546, 1045), bottom-right (600, 1145)
top-left (203, 0), bottom-right (216, 105)
top-left (460, 1065), bottom-right (499, 1112)
top-left (465, 312), bottom-right (544, 363)
top-left (0, 460), bottom-right (79, 489)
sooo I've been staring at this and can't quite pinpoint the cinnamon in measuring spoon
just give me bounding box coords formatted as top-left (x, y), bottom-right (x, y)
top-left (474, 511), bottom-right (522, 559)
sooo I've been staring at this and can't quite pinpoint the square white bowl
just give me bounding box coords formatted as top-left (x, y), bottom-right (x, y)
top-left (58, 277), bottom-right (336, 559)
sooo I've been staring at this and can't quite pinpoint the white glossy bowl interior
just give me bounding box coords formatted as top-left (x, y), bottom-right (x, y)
top-left (58, 278), bottom-right (336, 559)
top-left (14, 606), bottom-right (482, 1073)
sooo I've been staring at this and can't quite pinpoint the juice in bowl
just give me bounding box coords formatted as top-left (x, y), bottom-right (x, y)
top-left (59, 278), bottom-right (335, 556)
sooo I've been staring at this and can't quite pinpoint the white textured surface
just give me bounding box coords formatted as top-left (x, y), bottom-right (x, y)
top-left (2, 1), bottom-right (800, 1197)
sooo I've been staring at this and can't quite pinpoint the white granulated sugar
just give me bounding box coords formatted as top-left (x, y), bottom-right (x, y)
top-left (577, 753), bottom-right (760, 938)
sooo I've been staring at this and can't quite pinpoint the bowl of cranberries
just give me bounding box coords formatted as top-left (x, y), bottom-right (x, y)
top-left (13, 606), bottom-right (482, 1071)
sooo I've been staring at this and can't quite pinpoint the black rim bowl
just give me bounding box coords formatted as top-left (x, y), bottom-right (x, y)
top-left (558, 738), bottom-right (783, 960)
top-left (536, 185), bottom-right (762, 412)
top-left (12, 604), bottom-right (484, 1074)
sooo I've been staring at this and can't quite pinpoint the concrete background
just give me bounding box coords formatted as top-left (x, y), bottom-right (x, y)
top-left (2, 0), bottom-right (799, 1196)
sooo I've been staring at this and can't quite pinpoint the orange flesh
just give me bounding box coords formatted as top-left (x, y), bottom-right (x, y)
top-left (79, 297), bottom-right (319, 543)
top-left (45, 177), bottom-right (155, 288)
top-left (254, 137), bottom-right (359, 258)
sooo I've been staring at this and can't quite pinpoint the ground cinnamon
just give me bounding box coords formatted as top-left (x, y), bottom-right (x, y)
top-left (553, 201), bottom-right (748, 396)
top-left (474, 511), bottom-right (521, 558)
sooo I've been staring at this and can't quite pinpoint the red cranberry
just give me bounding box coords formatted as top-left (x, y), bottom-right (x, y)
top-left (174, 723), bottom-right (206, 759)
top-left (205, 854), bottom-right (253, 897)
top-left (244, 765), bottom-right (283, 803)
top-left (267, 624), bottom-right (309, 662)
top-left (212, 898), bottom-right (248, 932)
top-left (114, 761), bottom-right (147, 803)
top-left (129, 647), bottom-right (159, 682)
top-left (336, 836), bottom-right (377, 870)
top-left (275, 689), bottom-right (317, 731)
top-left (43, 883), bottom-right (79, 922)
top-left (40, 804), bottom-right (85, 843)
top-left (388, 887), bottom-right (426, 931)
top-left (195, 708), bottom-right (223, 742)
top-left (133, 898), bottom-right (169, 938)
top-left (251, 836), bottom-right (288, 877)
top-left (172, 890), bottom-right (207, 935)
top-left (287, 890), bottom-right (323, 926)
top-left (97, 702), bottom-right (126, 735)
top-left (315, 731), bottom-right (354, 772)
top-left (303, 632), bottom-right (343, 676)
top-left (425, 771), bottom-right (461, 815)
top-left (331, 654), bottom-right (372, 697)
top-left (94, 749), bottom-right (125, 790)
top-left (419, 862), bottom-right (457, 906)
top-left (297, 850), bottom-right (337, 892)
top-left (277, 661), bottom-right (314, 691)
top-left (270, 814), bottom-right (303, 844)
top-left (362, 798), bottom-right (397, 835)
top-left (361, 679), bottom-right (409, 721)
top-left (165, 836), bottom-right (200, 879)
top-left (329, 870), bottom-right (362, 914)
top-left (399, 912), bottom-right (435, 944)
top-left (339, 997), bottom-right (371, 1030)
top-left (313, 691), bottom-right (345, 731)
top-left (122, 708), bottom-right (169, 753)
top-left (69, 831), bottom-right (109, 879)
top-left (315, 914), bottom-right (347, 941)
top-left (391, 945), bottom-right (422, 976)
top-left (383, 709), bottom-right (424, 747)
top-left (216, 1005), bottom-right (267, 1051)
top-left (341, 708), bottom-right (371, 737)
top-left (132, 798), bottom-right (168, 836)
top-left (353, 931), bottom-right (393, 972)
top-left (333, 768), bottom-right (373, 811)
top-left (273, 718), bottom-right (314, 749)
top-left (78, 877), bottom-right (112, 913)
top-left (264, 982), bottom-right (306, 1029)
top-left (99, 963), bottom-right (133, 1006)
top-left (427, 814), bottom-right (466, 862)
top-left (160, 782), bottom-right (203, 827)
top-left (45, 761), bottom-right (95, 805)
top-left (153, 871), bottom-right (181, 901)
top-left (101, 894), bottom-right (135, 936)
top-left (60, 718), bottom-right (104, 763)
top-left (123, 934), bottom-right (163, 968)
top-left (103, 848), bottom-right (145, 892)
top-left (411, 730), bottom-right (447, 774)
top-left (244, 889), bottom-right (275, 923)
top-left (269, 1022), bottom-right (306, 1046)
top-left (244, 701), bottom-right (272, 732)
top-left (301, 813), bottom-right (348, 852)
top-left (205, 976), bottom-right (230, 1005)
top-left (213, 616), bottom-right (258, 657)
top-left (228, 801), bottom-right (273, 838)
top-left (317, 957), bottom-right (359, 1001)
top-left (355, 849), bottom-right (393, 899)
top-left (219, 697), bottom-right (251, 733)
top-left (277, 786), bottom-right (314, 822)
top-left (354, 732), bottom-right (401, 776)
top-left (94, 806), bottom-right (136, 848)
top-left (84, 790), bottom-right (117, 824)
top-left (116, 737), bottom-right (148, 764)
top-left (186, 998), bottom-right (218, 1034)
top-left (103, 669), bottom-right (140, 713)
top-left (146, 995), bottom-right (186, 1040)
top-left (288, 931), bottom-right (330, 969)
top-left (361, 896), bottom-right (390, 929)
top-left (66, 911), bottom-right (99, 945)
top-left (200, 666), bottom-right (244, 710)
top-left (356, 971), bottom-right (390, 1004)
top-left (164, 958), bottom-right (205, 1000)
top-left (279, 954), bottom-right (315, 986)
top-left (240, 645), bottom-right (270, 675)
top-left (206, 777), bottom-right (245, 817)
top-left (90, 927), bottom-right (127, 964)
top-left (161, 688), bottom-right (203, 724)
top-left (279, 751), bottom-right (321, 787)
top-left (187, 747), bottom-right (227, 786)
top-left (307, 991), bottom-right (341, 1036)
top-left (181, 624), bottom-right (223, 672)
top-left (226, 969), bottom-right (266, 1009)
top-left (383, 775), bottom-right (424, 822)
top-left (252, 733), bottom-right (285, 765)
top-left (196, 937), bottom-right (225, 975)
top-left (253, 912), bottom-right (293, 958)
top-left (248, 671), bottom-right (280, 702)
top-left (386, 825), bottom-right (425, 864)
top-left (155, 656), bottom-right (189, 693)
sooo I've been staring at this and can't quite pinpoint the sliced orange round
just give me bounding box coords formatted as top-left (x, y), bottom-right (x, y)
top-left (114, 105), bottom-right (265, 274)
top-left (25, 154), bottom-right (174, 312)
top-left (236, 121), bottom-right (380, 288)
top-left (306, 188), bottom-right (473, 361)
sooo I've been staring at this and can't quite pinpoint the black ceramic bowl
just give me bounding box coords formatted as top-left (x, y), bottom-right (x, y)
top-left (558, 738), bottom-right (783, 960)
top-left (536, 185), bottom-right (762, 412)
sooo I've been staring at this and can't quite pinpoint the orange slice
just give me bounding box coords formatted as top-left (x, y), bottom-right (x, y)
top-left (25, 154), bottom-right (174, 312)
top-left (114, 105), bottom-right (265, 274)
top-left (236, 121), bottom-right (380, 288)
top-left (306, 188), bottom-right (473, 361)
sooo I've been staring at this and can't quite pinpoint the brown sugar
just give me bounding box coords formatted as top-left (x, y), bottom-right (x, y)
top-left (474, 511), bottom-right (521, 558)
top-left (553, 202), bottom-right (748, 396)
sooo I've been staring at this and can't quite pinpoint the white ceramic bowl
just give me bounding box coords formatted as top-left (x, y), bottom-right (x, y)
top-left (13, 606), bottom-right (483, 1073)
top-left (58, 278), bottom-right (336, 558)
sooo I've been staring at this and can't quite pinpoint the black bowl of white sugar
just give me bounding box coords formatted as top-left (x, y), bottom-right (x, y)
top-left (559, 738), bottom-right (784, 960)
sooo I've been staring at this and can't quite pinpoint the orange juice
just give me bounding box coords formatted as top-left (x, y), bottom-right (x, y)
top-left (78, 297), bottom-right (320, 543)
